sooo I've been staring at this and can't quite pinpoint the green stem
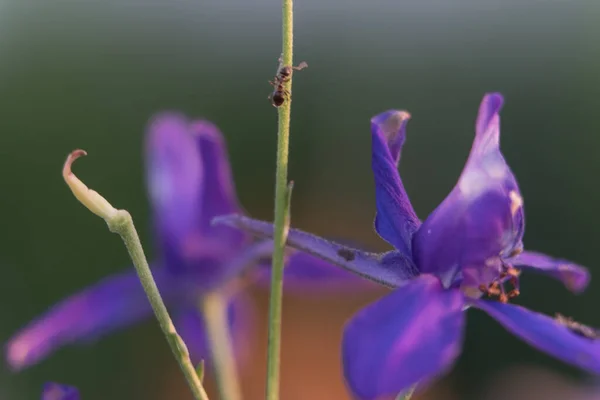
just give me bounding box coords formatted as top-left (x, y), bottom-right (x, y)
top-left (201, 292), bottom-right (243, 400)
top-left (108, 211), bottom-right (210, 400)
top-left (61, 150), bottom-right (210, 400)
top-left (265, 0), bottom-right (295, 399)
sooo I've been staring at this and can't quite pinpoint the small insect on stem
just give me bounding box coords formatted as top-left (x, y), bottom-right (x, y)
top-left (268, 60), bottom-right (308, 107)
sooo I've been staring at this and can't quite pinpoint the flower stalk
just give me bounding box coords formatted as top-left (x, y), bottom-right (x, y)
top-left (62, 150), bottom-right (210, 400)
top-left (201, 292), bottom-right (243, 400)
top-left (266, 0), bottom-right (295, 398)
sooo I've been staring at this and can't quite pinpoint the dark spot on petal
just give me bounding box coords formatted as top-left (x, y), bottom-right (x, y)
top-left (337, 248), bottom-right (355, 261)
top-left (256, 256), bottom-right (272, 266)
top-left (556, 313), bottom-right (600, 340)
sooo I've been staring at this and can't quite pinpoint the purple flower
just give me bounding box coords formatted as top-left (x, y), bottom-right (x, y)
top-left (214, 93), bottom-right (597, 400)
top-left (6, 113), bottom-right (360, 370)
top-left (42, 383), bottom-right (79, 400)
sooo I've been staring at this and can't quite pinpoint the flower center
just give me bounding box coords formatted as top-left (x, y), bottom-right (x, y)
top-left (478, 262), bottom-right (521, 303)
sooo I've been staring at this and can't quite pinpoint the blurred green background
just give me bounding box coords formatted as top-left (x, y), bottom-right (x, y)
top-left (0, 0), bottom-right (599, 399)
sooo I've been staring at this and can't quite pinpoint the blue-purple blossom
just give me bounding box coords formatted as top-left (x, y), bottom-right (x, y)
top-left (6, 113), bottom-right (361, 370)
top-left (42, 383), bottom-right (79, 400)
top-left (214, 93), bottom-right (597, 400)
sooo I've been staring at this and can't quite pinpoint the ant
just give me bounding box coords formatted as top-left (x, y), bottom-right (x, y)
top-left (269, 59), bottom-right (307, 107)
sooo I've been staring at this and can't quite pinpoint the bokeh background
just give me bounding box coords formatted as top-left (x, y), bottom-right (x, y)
top-left (0, 0), bottom-right (599, 399)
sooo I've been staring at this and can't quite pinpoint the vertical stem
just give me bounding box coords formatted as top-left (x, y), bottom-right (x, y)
top-left (266, 0), bottom-right (295, 399)
top-left (201, 292), bottom-right (243, 400)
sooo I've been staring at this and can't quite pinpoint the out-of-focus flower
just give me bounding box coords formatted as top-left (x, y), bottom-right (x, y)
top-left (215, 93), bottom-right (598, 400)
top-left (42, 383), bottom-right (79, 400)
top-left (6, 113), bottom-right (361, 370)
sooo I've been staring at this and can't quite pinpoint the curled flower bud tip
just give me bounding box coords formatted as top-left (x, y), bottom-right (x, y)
top-left (63, 149), bottom-right (118, 220)
top-left (62, 149), bottom-right (87, 178)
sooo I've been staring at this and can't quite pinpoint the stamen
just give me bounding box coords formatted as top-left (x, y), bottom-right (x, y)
top-left (479, 262), bottom-right (521, 303)
top-left (488, 282), bottom-right (501, 296)
top-left (508, 246), bottom-right (523, 258)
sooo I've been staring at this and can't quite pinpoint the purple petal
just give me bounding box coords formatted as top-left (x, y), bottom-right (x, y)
top-left (191, 121), bottom-right (245, 246)
top-left (508, 250), bottom-right (590, 293)
top-left (413, 93), bottom-right (525, 287)
top-left (213, 214), bottom-right (419, 288)
top-left (371, 111), bottom-right (420, 256)
top-left (175, 309), bottom-right (209, 364)
top-left (175, 292), bottom-right (254, 367)
top-left (472, 300), bottom-right (600, 374)
top-left (343, 275), bottom-right (465, 400)
top-left (146, 113), bottom-right (204, 270)
top-left (283, 251), bottom-right (379, 291)
top-left (42, 383), bottom-right (79, 400)
top-left (163, 239), bottom-right (273, 296)
top-left (146, 115), bottom-right (246, 274)
top-left (255, 250), bottom-right (378, 292)
top-left (6, 268), bottom-right (179, 370)
top-left (206, 239), bottom-right (275, 289)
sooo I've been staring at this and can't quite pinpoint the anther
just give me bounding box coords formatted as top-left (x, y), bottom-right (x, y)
top-left (478, 262), bottom-right (521, 303)
top-left (506, 267), bottom-right (520, 278)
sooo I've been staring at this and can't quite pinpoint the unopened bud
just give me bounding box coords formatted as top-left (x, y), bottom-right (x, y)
top-left (63, 150), bottom-right (118, 221)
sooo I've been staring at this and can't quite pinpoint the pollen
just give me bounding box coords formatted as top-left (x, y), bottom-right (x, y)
top-left (509, 190), bottom-right (523, 216)
top-left (479, 263), bottom-right (521, 303)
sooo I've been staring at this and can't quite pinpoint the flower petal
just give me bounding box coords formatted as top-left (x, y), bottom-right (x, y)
top-left (413, 93), bottom-right (525, 287)
top-left (343, 275), bottom-right (465, 400)
top-left (472, 300), bottom-right (600, 374)
top-left (255, 250), bottom-right (378, 292)
top-left (284, 251), bottom-right (379, 291)
top-left (174, 239), bottom-right (275, 294)
top-left (213, 214), bottom-right (419, 288)
top-left (509, 250), bottom-right (590, 293)
top-left (211, 239), bottom-right (275, 288)
top-left (371, 111), bottom-right (420, 255)
top-left (42, 383), bottom-right (79, 400)
top-left (244, 237), bottom-right (378, 292)
top-left (191, 121), bottom-right (245, 246)
top-left (6, 268), bottom-right (179, 370)
top-left (146, 113), bottom-right (204, 270)
top-left (174, 308), bottom-right (207, 362)
top-left (175, 292), bottom-right (254, 367)
top-left (146, 115), bottom-right (246, 273)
